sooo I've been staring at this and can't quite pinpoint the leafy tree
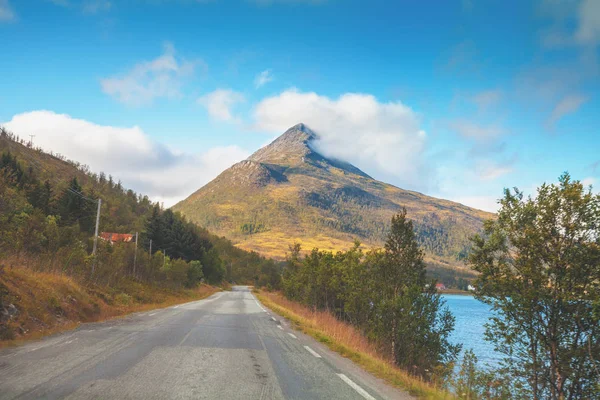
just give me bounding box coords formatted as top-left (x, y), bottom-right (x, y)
top-left (202, 248), bottom-right (225, 284)
top-left (186, 260), bottom-right (204, 288)
top-left (468, 173), bottom-right (600, 399)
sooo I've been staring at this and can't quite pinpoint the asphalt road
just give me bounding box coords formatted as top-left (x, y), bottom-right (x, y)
top-left (0, 286), bottom-right (413, 400)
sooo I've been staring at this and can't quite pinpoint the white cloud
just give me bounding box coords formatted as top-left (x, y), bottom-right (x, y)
top-left (547, 94), bottom-right (588, 128)
top-left (576, 0), bottom-right (600, 45)
top-left (254, 69), bottom-right (274, 88)
top-left (539, 0), bottom-right (600, 47)
top-left (198, 89), bottom-right (245, 122)
top-left (475, 159), bottom-right (515, 181)
top-left (0, 0), bottom-right (15, 21)
top-left (472, 89), bottom-right (502, 110)
top-left (252, 89), bottom-right (429, 190)
top-left (448, 120), bottom-right (505, 143)
top-left (449, 195), bottom-right (500, 213)
top-left (101, 43), bottom-right (200, 106)
top-left (2, 111), bottom-right (249, 207)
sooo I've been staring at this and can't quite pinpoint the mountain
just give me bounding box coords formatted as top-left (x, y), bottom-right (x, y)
top-left (173, 123), bottom-right (493, 271)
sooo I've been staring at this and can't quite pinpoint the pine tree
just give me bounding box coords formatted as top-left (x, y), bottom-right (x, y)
top-left (374, 208), bottom-right (460, 378)
top-left (143, 204), bottom-right (163, 253)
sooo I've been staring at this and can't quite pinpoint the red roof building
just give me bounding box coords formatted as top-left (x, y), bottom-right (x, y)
top-left (435, 283), bottom-right (446, 291)
top-left (100, 232), bottom-right (135, 244)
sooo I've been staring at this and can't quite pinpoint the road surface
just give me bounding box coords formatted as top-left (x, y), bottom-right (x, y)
top-left (0, 286), bottom-right (412, 399)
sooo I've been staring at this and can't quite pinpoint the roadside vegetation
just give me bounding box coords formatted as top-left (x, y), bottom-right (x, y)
top-left (0, 266), bottom-right (218, 347)
top-left (257, 290), bottom-right (456, 399)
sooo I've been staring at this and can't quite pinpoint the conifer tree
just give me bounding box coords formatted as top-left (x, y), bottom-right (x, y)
top-left (374, 208), bottom-right (460, 378)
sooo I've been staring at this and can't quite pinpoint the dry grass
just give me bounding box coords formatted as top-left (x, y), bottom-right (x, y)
top-left (0, 266), bottom-right (220, 347)
top-left (257, 291), bottom-right (456, 400)
top-left (235, 230), bottom-right (369, 260)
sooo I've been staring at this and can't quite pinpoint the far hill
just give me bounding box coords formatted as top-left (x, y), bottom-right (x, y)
top-left (173, 123), bottom-right (493, 273)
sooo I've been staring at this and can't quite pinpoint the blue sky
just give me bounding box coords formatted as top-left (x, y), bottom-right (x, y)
top-left (0, 0), bottom-right (598, 210)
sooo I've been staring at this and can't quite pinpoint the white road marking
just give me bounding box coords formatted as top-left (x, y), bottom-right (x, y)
top-left (173, 305), bottom-right (180, 309)
top-left (304, 346), bottom-right (322, 358)
top-left (271, 317), bottom-right (277, 322)
top-left (337, 374), bottom-right (376, 400)
top-left (148, 313), bottom-right (157, 316)
top-left (178, 329), bottom-right (194, 346)
top-left (251, 295), bottom-right (269, 312)
top-left (277, 325), bottom-right (284, 330)
top-left (287, 333), bottom-right (297, 339)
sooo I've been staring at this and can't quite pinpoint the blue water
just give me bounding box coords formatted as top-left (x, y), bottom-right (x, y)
top-left (443, 294), bottom-right (502, 367)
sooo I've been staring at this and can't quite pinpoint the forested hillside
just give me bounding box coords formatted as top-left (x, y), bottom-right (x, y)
top-left (0, 127), bottom-right (281, 340)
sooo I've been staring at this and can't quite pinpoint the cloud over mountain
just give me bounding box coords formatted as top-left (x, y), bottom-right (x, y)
top-left (252, 89), bottom-right (429, 190)
top-left (2, 111), bottom-right (248, 206)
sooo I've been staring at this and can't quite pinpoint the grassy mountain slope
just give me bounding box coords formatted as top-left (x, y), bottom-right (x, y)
top-left (173, 124), bottom-right (493, 271)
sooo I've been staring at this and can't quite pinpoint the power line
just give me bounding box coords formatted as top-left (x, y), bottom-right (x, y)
top-left (66, 187), bottom-right (97, 203)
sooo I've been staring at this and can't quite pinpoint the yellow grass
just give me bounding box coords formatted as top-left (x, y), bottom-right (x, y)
top-left (0, 266), bottom-right (220, 347)
top-left (235, 230), bottom-right (370, 260)
top-left (257, 291), bottom-right (456, 400)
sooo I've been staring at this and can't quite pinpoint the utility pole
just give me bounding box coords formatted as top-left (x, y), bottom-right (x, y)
top-left (133, 232), bottom-right (138, 278)
top-left (28, 135), bottom-right (35, 147)
top-left (92, 198), bottom-right (102, 276)
top-left (149, 239), bottom-right (152, 257)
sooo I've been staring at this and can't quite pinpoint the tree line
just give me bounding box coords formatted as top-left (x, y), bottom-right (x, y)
top-left (282, 209), bottom-right (461, 382)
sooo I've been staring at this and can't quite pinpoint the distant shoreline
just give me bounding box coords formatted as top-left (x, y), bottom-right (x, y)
top-left (441, 289), bottom-right (473, 296)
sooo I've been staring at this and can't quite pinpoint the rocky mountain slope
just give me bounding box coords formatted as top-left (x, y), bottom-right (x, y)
top-left (173, 124), bottom-right (493, 270)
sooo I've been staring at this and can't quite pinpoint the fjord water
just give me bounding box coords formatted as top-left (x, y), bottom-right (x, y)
top-left (443, 294), bottom-right (502, 367)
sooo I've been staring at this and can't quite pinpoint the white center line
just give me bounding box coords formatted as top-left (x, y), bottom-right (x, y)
top-left (304, 346), bottom-right (322, 358)
top-left (178, 329), bottom-right (194, 346)
top-left (277, 325), bottom-right (284, 330)
top-left (148, 312), bottom-right (157, 316)
top-left (271, 317), bottom-right (277, 322)
top-left (337, 374), bottom-right (376, 400)
top-left (287, 333), bottom-right (297, 339)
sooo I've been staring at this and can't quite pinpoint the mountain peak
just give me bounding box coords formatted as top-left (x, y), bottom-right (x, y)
top-left (247, 123), bottom-right (372, 178)
top-left (287, 122), bottom-right (314, 135)
top-left (248, 123), bottom-right (317, 164)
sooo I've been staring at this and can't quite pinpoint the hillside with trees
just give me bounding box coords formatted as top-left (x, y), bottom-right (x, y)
top-left (0, 127), bottom-right (279, 341)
